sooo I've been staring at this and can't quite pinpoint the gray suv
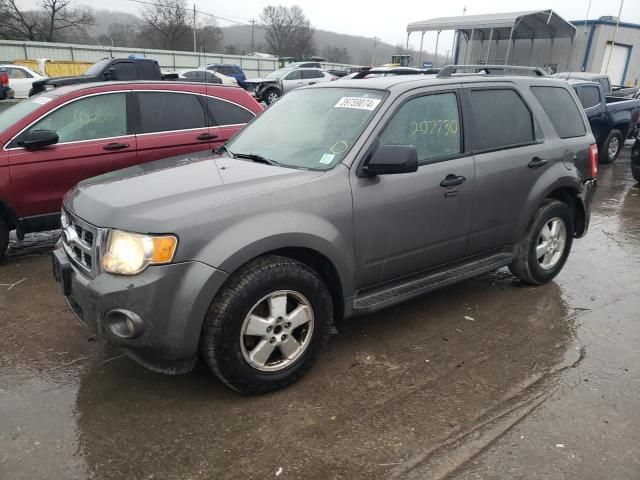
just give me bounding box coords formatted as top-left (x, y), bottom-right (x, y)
top-left (53, 67), bottom-right (597, 393)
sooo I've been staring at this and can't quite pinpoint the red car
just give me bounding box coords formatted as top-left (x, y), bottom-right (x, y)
top-left (0, 81), bottom-right (262, 258)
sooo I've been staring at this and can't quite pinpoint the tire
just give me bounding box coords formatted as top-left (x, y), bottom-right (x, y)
top-left (599, 130), bottom-right (623, 164)
top-left (509, 200), bottom-right (574, 285)
top-left (0, 216), bottom-right (9, 262)
top-left (200, 255), bottom-right (333, 394)
top-left (264, 88), bottom-right (280, 105)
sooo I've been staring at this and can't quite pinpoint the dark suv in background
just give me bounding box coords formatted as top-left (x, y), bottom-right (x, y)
top-left (53, 66), bottom-right (597, 394)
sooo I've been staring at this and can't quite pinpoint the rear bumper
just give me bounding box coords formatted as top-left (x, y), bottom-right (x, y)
top-left (576, 179), bottom-right (597, 238)
top-left (52, 248), bottom-right (229, 374)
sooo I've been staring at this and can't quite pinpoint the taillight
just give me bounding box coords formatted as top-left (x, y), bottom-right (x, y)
top-left (0, 72), bottom-right (8, 87)
top-left (589, 144), bottom-right (598, 178)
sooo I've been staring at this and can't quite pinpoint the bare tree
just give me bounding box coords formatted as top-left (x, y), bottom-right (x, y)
top-left (138, 0), bottom-right (190, 51)
top-left (0, 0), bottom-right (94, 42)
top-left (322, 45), bottom-right (350, 64)
top-left (260, 5), bottom-right (314, 57)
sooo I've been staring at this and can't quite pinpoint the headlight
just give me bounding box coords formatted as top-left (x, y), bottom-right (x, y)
top-left (102, 230), bottom-right (177, 275)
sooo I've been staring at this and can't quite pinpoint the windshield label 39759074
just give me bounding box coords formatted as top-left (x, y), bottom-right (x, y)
top-left (334, 97), bottom-right (381, 110)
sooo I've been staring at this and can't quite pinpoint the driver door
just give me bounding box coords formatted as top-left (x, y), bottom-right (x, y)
top-left (351, 87), bottom-right (475, 288)
top-left (281, 69), bottom-right (303, 94)
top-left (7, 91), bottom-right (136, 218)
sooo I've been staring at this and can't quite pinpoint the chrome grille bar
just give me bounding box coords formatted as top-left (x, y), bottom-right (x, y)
top-left (61, 208), bottom-right (99, 277)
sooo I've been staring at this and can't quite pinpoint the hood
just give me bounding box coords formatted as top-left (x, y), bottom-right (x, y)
top-left (37, 76), bottom-right (96, 88)
top-left (65, 154), bottom-right (322, 233)
top-left (244, 78), bottom-right (279, 85)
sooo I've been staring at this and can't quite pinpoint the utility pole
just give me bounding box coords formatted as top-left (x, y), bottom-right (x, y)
top-left (193, 4), bottom-right (197, 53)
top-left (250, 19), bottom-right (255, 55)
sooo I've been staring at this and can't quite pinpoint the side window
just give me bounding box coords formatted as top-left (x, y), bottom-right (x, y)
top-left (284, 70), bottom-right (302, 80)
top-left (22, 93), bottom-right (127, 144)
top-left (183, 71), bottom-right (198, 79)
top-left (468, 89), bottom-right (534, 150)
top-left (531, 86), bottom-right (586, 139)
top-left (114, 62), bottom-right (137, 80)
top-left (9, 68), bottom-right (30, 79)
top-left (581, 86), bottom-right (601, 109)
top-left (379, 92), bottom-right (462, 164)
top-left (138, 92), bottom-right (206, 133)
top-left (206, 97), bottom-right (254, 126)
top-left (303, 70), bottom-right (323, 79)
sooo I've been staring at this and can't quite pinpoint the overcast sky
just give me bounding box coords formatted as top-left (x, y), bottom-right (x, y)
top-left (20, 0), bottom-right (640, 52)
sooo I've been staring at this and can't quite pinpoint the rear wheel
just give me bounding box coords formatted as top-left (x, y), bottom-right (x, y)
top-left (509, 200), bottom-right (573, 285)
top-left (200, 255), bottom-right (333, 394)
top-left (600, 130), bottom-right (623, 164)
top-left (0, 217), bottom-right (9, 261)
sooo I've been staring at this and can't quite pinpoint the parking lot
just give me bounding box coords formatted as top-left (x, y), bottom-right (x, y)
top-left (0, 147), bottom-right (637, 479)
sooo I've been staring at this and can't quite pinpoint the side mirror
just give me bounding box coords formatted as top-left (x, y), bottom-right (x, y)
top-left (18, 130), bottom-right (59, 150)
top-left (104, 67), bottom-right (117, 81)
top-left (362, 144), bottom-right (419, 176)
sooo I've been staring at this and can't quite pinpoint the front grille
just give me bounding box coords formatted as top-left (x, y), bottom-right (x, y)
top-left (62, 209), bottom-right (100, 277)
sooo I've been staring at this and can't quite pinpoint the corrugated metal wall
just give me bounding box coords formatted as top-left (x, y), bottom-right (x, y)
top-left (0, 40), bottom-right (355, 78)
top-left (584, 23), bottom-right (640, 86)
top-left (455, 23), bottom-right (639, 86)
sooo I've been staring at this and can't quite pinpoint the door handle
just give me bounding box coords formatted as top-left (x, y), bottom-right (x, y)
top-left (440, 174), bottom-right (466, 188)
top-left (528, 157), bottom-right (548, 168)
top-left (103, 142), bottom-right (129, 151)
top-left (197, 133), bottom-right (218, 141)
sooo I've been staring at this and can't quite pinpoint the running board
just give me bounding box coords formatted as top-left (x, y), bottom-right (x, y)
top-left (353, 252), bottom-right (514, 314)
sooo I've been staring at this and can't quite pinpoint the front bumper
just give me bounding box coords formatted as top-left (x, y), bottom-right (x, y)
top-left (52, 248), bottom-right (228, 374)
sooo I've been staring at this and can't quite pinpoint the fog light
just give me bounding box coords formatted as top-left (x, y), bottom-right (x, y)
top-left (104, 309), bottom-right (144, 339)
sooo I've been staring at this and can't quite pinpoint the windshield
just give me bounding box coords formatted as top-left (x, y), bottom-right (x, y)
top-left (266, 68), bottom-right (293, 79)
top-left (0, 96), bottom-right (50, 136)
top-left (83, 59), bottom-right (111, 76)
top-left (226, 88), bottom-right (386, 170)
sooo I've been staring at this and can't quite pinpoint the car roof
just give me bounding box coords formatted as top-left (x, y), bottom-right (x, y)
top-left (307, 74), bottom-right (574, 92)
top-left (556, 72), bottom-right (605, 80)
top-left (43, 80), bottom-right (242, 97)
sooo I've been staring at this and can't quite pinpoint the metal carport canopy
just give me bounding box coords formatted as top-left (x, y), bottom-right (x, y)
top-left (407, 10), bottom-right (576, 39)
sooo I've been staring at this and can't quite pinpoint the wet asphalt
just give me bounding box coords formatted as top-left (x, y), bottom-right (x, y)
top-left (1, 149), bottom-right (639, 480)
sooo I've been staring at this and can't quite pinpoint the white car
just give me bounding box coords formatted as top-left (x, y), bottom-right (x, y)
top-left (178, 69), bottom-right (238, 86)
top-left (0, 64), bottom-right (47, 98)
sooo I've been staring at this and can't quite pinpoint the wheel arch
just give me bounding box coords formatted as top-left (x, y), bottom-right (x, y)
top-left (0, 198), bottom-right (20, 236)
top-left (546, 186), bottom-right (586, 237)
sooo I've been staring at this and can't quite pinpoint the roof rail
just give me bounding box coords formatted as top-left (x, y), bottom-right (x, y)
top-left (437, 64), bottom-right (549, 78)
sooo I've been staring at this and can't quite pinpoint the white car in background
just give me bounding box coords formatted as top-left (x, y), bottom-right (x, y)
top-left (0, 64), bottom-right (47, 98)
top-left (178, 68), bottom-right (238, 86)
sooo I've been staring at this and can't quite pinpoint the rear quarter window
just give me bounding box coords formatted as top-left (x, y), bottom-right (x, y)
top-left (531, 86), bottom-right (586, 139)
top-left (581, 86), bottom-right (601, 109)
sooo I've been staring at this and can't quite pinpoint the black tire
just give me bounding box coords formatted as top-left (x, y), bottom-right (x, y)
top-left (263, 88), bottom-right (281, 105)
top-left (599, 129), bottom-right (623, 164)
top-left (0, 216), bottom-right (9, 262)
top-left (509, 200), bottom-right (574, 285)
top-left (200, 255), bottom-right (333, 394)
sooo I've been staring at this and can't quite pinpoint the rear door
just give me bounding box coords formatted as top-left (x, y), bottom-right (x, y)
top-left (204, 95), bottom-right (256, 148)
top-left (7, 91), bottom-right (135, 218)
top-left (576, 84), bottom-right (606, 145)
top-left (134, 90), bottom-right (215, 162)
top-left (463, 85), bottom-right (544, 255)
top-left (351, 86), bottom-right (474, 287)
top-left (301, 69), bottom-right (325, 86)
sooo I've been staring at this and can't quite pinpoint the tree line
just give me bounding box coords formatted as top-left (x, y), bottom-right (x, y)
top-left (0, 0), bottom-right (347, 60)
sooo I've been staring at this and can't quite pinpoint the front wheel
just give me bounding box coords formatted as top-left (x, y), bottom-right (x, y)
top-left (264, 89), bottom-right (281, 105)
top-left (600, 130), bottom-right (623, 164)
top-left (200, 255), bottom-right (333, 394)
top-left (509, 200), bottom-right (574, 285)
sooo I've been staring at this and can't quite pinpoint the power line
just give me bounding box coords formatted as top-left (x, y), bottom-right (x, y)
top-left (127, 0), bottom-right (267, 30)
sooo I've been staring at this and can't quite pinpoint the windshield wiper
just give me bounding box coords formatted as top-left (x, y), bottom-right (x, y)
top-left (234, 153), bottom-right (281, 166)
